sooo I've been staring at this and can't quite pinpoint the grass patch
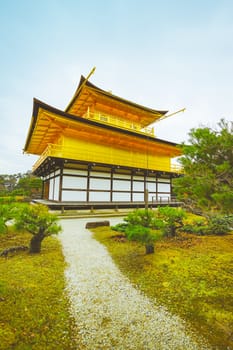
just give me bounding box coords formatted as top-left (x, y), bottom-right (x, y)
top-left (92, 226), bottom-right (233, 350)
top-left (0, 228), bottom-right (77, 350)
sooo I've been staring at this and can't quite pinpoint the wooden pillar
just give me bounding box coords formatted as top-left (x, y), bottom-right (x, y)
top-left (41, 179), bottom-right (45, 199)
top-left (145, 188), bottom-right (149, 210)
top-left (144, 171), bottom-right (149, 210)
top-left (59, 164), bottom-right (63, 202)
top-left (87, 165), bottom-right (91, 202)
top-left (110, 167), bottom-right (113, 202)
top-left (130, 171), bottom-right (133, 202)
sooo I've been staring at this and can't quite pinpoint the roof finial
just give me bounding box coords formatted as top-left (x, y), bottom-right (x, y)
top-left (87, 66), bottom-right (96, 80)
top-left (154, 108), bottom-right (186, 123)
top-left (65, 67), bottom-right (96, 112)
top-left (76, 66), bottom-right (96, 95)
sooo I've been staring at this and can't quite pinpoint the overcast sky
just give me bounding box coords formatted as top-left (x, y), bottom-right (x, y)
top-left (1, 0), bottom-right (232, 174)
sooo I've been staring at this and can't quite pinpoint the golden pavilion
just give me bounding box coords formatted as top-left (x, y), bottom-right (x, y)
top-left (24, 72), bottom-right (182, 209)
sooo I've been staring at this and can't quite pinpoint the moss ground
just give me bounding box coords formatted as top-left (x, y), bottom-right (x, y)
top-left (93, 227), bottom-right (233, 350)
top-left (0, 228), bottom-right (77, 350)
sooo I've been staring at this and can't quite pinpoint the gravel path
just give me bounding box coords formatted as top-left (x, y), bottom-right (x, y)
top-left (59, 218), bottom-right (209, 350)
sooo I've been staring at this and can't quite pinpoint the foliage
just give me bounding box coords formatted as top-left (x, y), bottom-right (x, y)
top-left (112, 207), bottom-right (231, 254)
top-left (204, 214), bottom-right (233, 235)
top-left (123, 209), bottom-right (156, 227)
top-left (113, 208), bottom-right (186, 253)
top-left (156, 206), bottom-right (186, 237)
top-left (112, 208), bottom-right (187, 253)
top-left (92, 225), bottom-right (233, 350)
top-left (0, 174), bottom-right (19, 192)
top-left (15, 175), bottom-right (42, 197)
top-left (0, 196), bottom-right (16, 204)
top-left (125, 224), bottom-right (161, 245)
top-left (0, 172), bottom-right (42, 199)
top-left (112, 210), bottom-right (160, 254)
top-left (0, 203), bottom-right (19, 234)
top-left (125, 224), bottom-right (163, 254)
top-left (14, 204), bottom-right (62, 253)
top-left (174, 119), bottom-right (233, 214)
top-left (0, 228), bottom-right (77, 349)
top-left (124, 224), bottom-right (150, 241)
top-left (122, 209), bottom-right (162, 254)
top-left (111, 223), bottom-right (128, 233)
top-left (181, 214), bottom-right (233, 236)
top-left (181, 215), bottom-right (207, 235)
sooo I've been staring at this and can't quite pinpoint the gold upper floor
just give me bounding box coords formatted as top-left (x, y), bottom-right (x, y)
top-left (82, 108), bottom-right (155, 136)
top-left (65, 76), bottom-right (168, 128)
top-left (24, 75), bottom-right (182, 174)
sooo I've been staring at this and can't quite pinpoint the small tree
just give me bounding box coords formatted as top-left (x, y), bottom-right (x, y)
top-left (174, 119), bottom-right (233, 214)
top-left (123, 209), bottom-right (163, 254)
top-left (15, 174), bottom-right (42, 198)
top-left (124, 209), bottom-right (156, 228)
top-left (157, 207), bottom-right (186, 237)
top-left (14, 204), bottom-right (61, 253)
top-left (124, 224), bottom-right (160, 254)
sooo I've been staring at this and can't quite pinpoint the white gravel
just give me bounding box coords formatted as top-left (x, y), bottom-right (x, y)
top-left (59, 218), bottom-right (209, 350)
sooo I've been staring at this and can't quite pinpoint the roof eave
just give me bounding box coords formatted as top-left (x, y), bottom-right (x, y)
top-left (65, 76), bottom-right (168, 118)
top-left (24, 98), bottom-right (180, 154)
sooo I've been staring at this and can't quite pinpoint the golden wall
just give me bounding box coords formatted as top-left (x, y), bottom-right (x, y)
top-left (61, 135), bottom-right (171, 172)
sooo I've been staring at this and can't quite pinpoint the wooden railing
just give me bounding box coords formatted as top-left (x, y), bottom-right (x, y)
top-left (83, 111), bottom-right (155, 136)
top-left (33, 143), bottom-right (183, 174)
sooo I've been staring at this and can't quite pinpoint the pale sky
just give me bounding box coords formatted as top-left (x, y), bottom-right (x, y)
top-left (0, 0), bottom-right (232, 174)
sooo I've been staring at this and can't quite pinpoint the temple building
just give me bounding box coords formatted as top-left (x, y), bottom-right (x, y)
top-left (24, 73), bottom-right (182, 209)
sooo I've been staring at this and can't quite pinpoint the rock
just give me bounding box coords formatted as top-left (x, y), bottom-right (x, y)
top-left (85, 221), bottom-right (110, 229)
top-left (0, 246), bottom-right (28, 257)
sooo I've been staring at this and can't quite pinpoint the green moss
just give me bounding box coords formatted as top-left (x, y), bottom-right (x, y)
top-left (0, 230), bottom-right (77, 350)
top-left (93, 227), bottom-right (233, 350)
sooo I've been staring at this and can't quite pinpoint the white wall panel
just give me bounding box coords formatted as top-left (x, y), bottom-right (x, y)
top-left (90, 171), bottom-right (111, 178)
top-left (89, 191), bottom-right (110, 201)
top-left (133, 193), bottom-right (144, 202)
top-left (133, 175), bottom-right (144, 181)
top-left (90, 178), bottom-right (111, 190)
top-left (62, 190), bottom-right (86, 201)
top-left (63, 169), bottom-right (88, 176)
top-left (146, 182), bottom-right (156, 191)
top-left (113, 180), bottom-right (131, 191)
top-left (147, 176), bottom-right (156, 182)
top-left (157, 183), bottom-right (170, 192)
top-left (49, 179), bottom-right (54, 200)
top-left (112, 192), bottom-right (131, 201)
top-left (157, 178), bottom-right (170, 183)
top-left (63, 176), bottom-right (87, 189)
top-left (54, 177), bottom-right (60, 201)
top-left (113, 173), bottom-right (131, 179)
top-left (133, 181), bottom-right (144, 191)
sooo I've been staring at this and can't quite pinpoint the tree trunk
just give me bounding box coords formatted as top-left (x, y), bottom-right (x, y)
top-left (145, 244), bottom-right (154, 254)
top-left (29, 235), bottom-right (44, 253)
top-left (170, 226), bottom-right (176, 237)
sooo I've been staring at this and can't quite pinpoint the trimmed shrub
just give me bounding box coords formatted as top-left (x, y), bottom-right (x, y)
top-left (182, 214), bottom-right (233, 235)
top-left (124, 209), bottom-right (156, 228)
top-left (124, 224), bottom-right (161, 254)
top-left (111, 223), bottom-right (128, 233)
top-left (14, 204), bottom-right (61, 253)
top-left (205, 215), bottom-right (233, 235)
top-left (157, 207), bottom-right (186, 237)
